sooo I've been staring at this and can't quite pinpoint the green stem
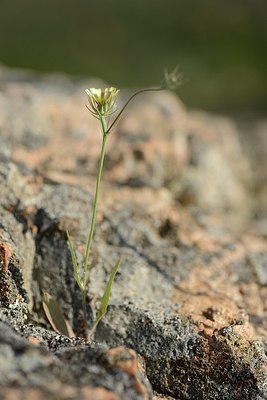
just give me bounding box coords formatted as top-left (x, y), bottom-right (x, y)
top-left (82, 116), bottom-right (108, 289)
top-left (81, 289), bottom-right (87, 331)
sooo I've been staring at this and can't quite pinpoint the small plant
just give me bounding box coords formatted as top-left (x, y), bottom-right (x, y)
top-left (67, 87), bottom-right (121, 337)
top-left (44, 67), bottom-right (182, 339)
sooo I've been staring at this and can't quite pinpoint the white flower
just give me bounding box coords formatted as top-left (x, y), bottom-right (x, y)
top-left (85, 87), bottom-right (119, 118)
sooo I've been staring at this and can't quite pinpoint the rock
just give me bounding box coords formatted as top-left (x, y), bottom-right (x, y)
top-left (0, 321), bottom-right (151, 400)
top-left (113, 94), bottom-right (252, 232)
top-left (0, 193), bottom-right (35, 313)
top-left (236, 117), bottom-right (267, 237)
top-left (0, 65), bottom-right (253, 231)
top-left (95, 300), bottom-right (267, 400)
top-left (0, 65), bottom-right (267, 399)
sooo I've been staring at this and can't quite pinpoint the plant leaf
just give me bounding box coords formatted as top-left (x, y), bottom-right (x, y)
top-left (89, 258), bottom-right (121, 337)
top-left (66, 230), bottom-right (82, 290)
top-left (42, 292), bottom-right (75, 338)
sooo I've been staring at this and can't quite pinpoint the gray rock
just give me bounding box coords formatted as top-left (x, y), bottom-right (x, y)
top-left (249, 251), bottom-right (267, 286)
top-left (95, 300), bottom-right (267, 400)
top-left (0, 320), bottom-right (152, 400)
top-left (0, 67), bottom-right (267, 399)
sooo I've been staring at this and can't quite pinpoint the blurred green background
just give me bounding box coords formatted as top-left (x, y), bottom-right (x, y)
top-left (0, 0), bottom-right (266, 112)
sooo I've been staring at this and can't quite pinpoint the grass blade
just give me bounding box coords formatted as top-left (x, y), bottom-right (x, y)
top-left (66, 230), bottom-right (82, 290)
top-left (89, 258), bottom-right (121, 337)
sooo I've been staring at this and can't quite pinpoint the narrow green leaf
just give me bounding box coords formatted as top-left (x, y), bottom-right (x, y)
top-left (42, 292), bottom-right (75, 338)
top-left (66, 230), bottom-right (82, 290)
top-left (90, 258), bottom-right (121, 336)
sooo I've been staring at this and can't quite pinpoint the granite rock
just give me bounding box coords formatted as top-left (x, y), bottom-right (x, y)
top-left (0, 66), bottom-right (266, 399)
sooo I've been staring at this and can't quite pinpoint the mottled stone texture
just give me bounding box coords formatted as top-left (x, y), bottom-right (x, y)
top-left (0, 65), bottom-right (266, 399)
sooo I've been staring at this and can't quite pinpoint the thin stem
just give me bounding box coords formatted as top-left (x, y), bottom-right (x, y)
top-left (81, 290), bottom-right (87, 331)
top-left (106, 86), bottom-right (164, 134)
top-left (82, 116), bottom-right (108, 288)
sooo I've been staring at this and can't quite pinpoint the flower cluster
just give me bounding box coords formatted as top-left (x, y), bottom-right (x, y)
top-left (85, 87), bottom-right (119, 118)
top-left (164, 66), bottom-right (183, 90)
